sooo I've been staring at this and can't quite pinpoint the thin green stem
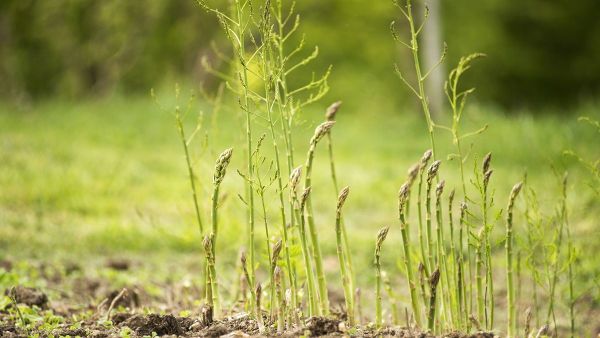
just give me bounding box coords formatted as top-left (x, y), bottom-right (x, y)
top-left (428, 268), bottom-right (441, 333)
top-left (336, 187), bottom-right (354, 325)
top-left (405, 0), bottom-right (437, 158)
top-left (232, 0), bottom-right (257, 288)
top-left (297, 187), bottom-right (318, 316)
top-left (399, 183), bottom-right (423, 327)
top-left (506, 182), bottom-right (523, 338)
top-left (375, 226), bottom-right (390, 329)
top-left (303, 122), bottom-right (335, 315)
top-left (175, 114), bottom-right (204, 234)
top-left (326, 126), bottom-right (356, 319)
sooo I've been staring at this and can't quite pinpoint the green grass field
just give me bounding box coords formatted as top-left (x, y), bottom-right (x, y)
top-left (1, 94), bottom-right (599, 335)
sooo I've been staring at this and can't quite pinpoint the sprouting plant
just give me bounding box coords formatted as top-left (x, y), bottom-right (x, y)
top-left (523, 177), bottom-right (542, 328)
top-left (240, 251), bottom-right (259, 321)
top-left (506, 181), bottom-right (523, 338)
top-left (443, 54), bottom-right (488, 200)
top-left (274, 266), bottom-right (285, 333)
top-left (416, 150), bottom-right (433, 274)
top-left (374, 226), bottom-right (390, 329)
top-left (203, 234), bottom-right (217, 314)
top-left (8, 288), bottom-right (27, 331)
top-left (335, 186), bottom-right (355, 325)
top-left (468, 153), bottom-right (496, 330)
top-left (207, 147), bottom-right (233, 317)
top-left (296, 185), bottom-right (318, 316)
top-left (324, 101), bottom-right (356, 316)
top-left (434, 180), bottom-right (453, 327)
top-left (428, 268), bottom-right (441, 333)
top-left (270, 239), bottom-right (283, 318)
top-left (238, 133), bottom-right (280, 314)
top-left (562, 174), bottom-right (575, 338)
top-left (270, 0), bottom-right (331, 175)
top-left (255, 2), bottom-right (297, 311)
top-left (524, 307), bottom-right (532, 338)
top-left (457, 202), bottom-right (469, 329)
top-left (478, 153), bottom-right (495, 329)
top-left (398, 182), bottom-right (422, 328)
top-left (166, 86), bottom-right (207, 236)
top-left (475, 227), bottom-right (485, 328)
top-left (447, 189), bottom-right (460, 328)
top-left (546, 173), bottom-right (568, 334)
top-left (197, 0), bottom-right (259, 289)
top-left (425, 160), bottom-right (441, 271)
top-left (302, 121), bottom-right (336, 315)
top-left (199, 1), bottom-right (332, 320)
top-left (391, 0), bottom-right (446, 159)
top-left (212, 148), bottom-right (233, 242)
top-left (255, 283), bottom-right (265, 334)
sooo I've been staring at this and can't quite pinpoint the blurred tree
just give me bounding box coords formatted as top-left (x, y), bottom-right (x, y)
top-left (442, 0), bottom-right (600, 109)
top-left (490, 0), bottom-right (600, 107)
top-left (0, 0), bottom-right (598, 111)
top-left (0, 0), bottom-right (219, 100)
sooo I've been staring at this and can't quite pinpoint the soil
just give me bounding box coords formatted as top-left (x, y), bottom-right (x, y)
top-left (0, 259), bottom-right (497, 337)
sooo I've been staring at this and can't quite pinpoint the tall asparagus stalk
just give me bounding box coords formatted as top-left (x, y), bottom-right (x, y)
top-left (303, 121), bottom-right (336, 314)
top-left (481, 153), bottom-right (494, 329)
top-left (506, 182), bottom-right (523, 338)
top-left (426, 160), bottom-right (442, 270)
top-left (208, 147), bottom-right (233, 317)
top-left (399, 182), bottom-right (423, 327)
top-left (325, 102), bottom-right (356, 317)
top-left (417, 150), bottom-right (433, 274)
top-left (297, 185), bottom-right (319, 315)
top-left (562, 174), bottom-right (575, 338)
top-left (428, 268), bottom-right (441, 333)
top-left (375, 226), bottom-right (390, 329)
top-left (335, 186), bottom-right (355, 325)
top-left (203, 234), bottom-right (217, 314)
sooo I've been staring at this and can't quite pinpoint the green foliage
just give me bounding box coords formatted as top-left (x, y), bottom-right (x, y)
top-left (1, 0), bottom-right (598, 109)
top-left (0, 0), bottom-right (218, 98)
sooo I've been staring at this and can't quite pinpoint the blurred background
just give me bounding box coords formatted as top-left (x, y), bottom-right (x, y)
top-left (1, 0), bottom-right (600, 111)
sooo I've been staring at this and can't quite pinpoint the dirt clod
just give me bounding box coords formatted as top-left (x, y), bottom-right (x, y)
top-left (202, 323), bottom-right (229, 336)
top-left (51, 327), bottom-right (87, 337)
top-left (5, 285), bottom-right (48, 308)
top-left (121, 314), bottom-right (183, 336)
top-left (0, 259), bottom-right (12, 271)
top-left (112, 312), bottom-right (134, 325)
top-left (106, 288), bottom-right (140, 308)
top-left (106, 258), bottom-right (131, 271)
top-left (305, 316), bottom-right (342, 336)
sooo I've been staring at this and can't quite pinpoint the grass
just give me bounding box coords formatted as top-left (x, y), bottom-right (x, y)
top-left (1, 95), bottom-right (598, 325)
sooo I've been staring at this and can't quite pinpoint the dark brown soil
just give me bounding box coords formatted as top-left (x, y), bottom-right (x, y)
top-left (0, 260), bottom-right (498, 338)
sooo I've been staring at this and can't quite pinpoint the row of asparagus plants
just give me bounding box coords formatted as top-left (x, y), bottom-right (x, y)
top-left (163, 0), bottom-right (582, 336)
